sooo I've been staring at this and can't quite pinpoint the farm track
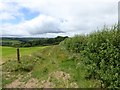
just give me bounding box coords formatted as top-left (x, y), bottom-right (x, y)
top-left (3, 45), bottom-right (79, 88)
top-left (2, 45), bottom-right (100, 88)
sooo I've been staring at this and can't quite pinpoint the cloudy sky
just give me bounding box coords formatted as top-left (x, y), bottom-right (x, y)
top-left (0, 0), bottom-right (119, 37)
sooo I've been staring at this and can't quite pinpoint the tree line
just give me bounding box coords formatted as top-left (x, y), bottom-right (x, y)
top-left (1, 36), bottom-right (68, 47)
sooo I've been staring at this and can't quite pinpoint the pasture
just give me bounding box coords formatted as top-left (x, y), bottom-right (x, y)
top-left (1, 46), bottom-right (48, 62)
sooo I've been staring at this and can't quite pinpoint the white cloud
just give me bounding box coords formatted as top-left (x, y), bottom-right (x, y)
top-left (1, 15), bottom-right (64, 36)
top-left (0, 1), bottom-right (23, 21)
top-left (0, 0), bottom-right (119, 37)
top-left (21, 15), bottom-right (64, 35)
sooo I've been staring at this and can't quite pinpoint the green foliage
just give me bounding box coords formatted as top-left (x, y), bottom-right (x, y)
top-left (60, 35), bottom-right (87, 53)
top-left (61, 25), bottom-right (120, 88)
top-left (1, 36), bottom-right (68, 47)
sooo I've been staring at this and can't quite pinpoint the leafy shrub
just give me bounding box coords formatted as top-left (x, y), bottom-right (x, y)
top-left (61, 25), bottom-right (120, 88)
top-left (83, 25), bottom-right (120, 88)
top-left (60, 35), bottom-right (87, 53)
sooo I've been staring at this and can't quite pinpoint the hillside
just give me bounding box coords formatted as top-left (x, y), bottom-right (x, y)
top-left (1, 36), bottom-right (68, 47)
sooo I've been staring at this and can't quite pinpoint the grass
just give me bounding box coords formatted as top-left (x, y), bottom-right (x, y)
top-left (0, 39), bottom-right (20, 43)
top-left (2, 45), bottom-right (101, 88)
top-left (1, 46), bottom-right (48, 62)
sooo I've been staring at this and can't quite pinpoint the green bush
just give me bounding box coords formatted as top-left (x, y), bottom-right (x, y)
top-left (60, 35), bottom-right (87, 53)
top-left (61, 25), bottom-right (120, 88)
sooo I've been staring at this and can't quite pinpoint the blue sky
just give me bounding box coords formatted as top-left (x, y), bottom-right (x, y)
top-left (0, 0), bottom-right (119, 37)
top-left (1, 3), bottom-right (40, 24)
top-left (20, 7), bottom-right (39, 21)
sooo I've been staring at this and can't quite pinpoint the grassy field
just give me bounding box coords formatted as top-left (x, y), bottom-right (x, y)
top-left (2, 45), bottom-right (100, 88)
top-left (1, 46), bottom-right (48, 62)
top-left (0, 39), bottom-right (20, 42)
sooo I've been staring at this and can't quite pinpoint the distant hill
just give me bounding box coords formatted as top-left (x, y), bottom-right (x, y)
top-left (1, 36), bottom-right (69, 47)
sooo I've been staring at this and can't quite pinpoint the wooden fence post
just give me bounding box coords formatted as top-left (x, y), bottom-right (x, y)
top-left (17, 48), bottom-right (20, 63)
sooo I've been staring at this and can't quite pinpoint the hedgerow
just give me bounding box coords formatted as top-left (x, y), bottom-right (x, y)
top-left (60, 35), bottom-right (87, 53)
top-left (60, 25), bottom-right (120, 88)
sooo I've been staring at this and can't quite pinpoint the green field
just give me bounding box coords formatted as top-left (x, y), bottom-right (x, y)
top-left (0, 39), bottom-right (20, 42)
top-left (1, 46), bottom-right (48, 62)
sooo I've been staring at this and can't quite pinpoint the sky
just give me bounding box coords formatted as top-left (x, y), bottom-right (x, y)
top-left (0, 0), bottom-right (119, 37)
top-left (118, 1), bottom-right (120, 24)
